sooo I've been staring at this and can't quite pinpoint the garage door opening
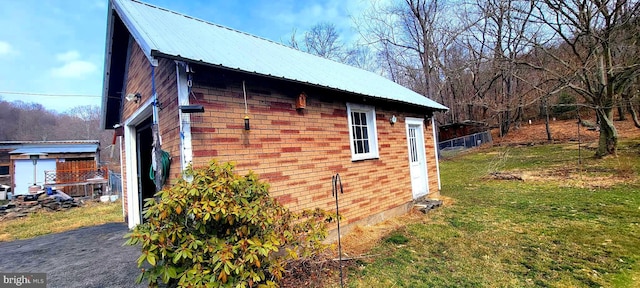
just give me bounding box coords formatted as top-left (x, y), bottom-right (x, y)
top-left (135, 117), bottom-right (155, 223)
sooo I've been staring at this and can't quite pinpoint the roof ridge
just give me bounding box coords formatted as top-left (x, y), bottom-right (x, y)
top-left (127, 0), bottom-right (296, 51)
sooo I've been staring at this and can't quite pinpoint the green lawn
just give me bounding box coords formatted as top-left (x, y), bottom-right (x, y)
top-left (348, 140), bottom-right (640, 287)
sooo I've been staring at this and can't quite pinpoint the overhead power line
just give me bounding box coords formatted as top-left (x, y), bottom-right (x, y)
top-left (0, 91), bottom-right (101, 98)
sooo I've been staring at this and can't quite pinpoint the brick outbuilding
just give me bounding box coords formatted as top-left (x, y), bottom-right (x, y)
top-left (101, 0), bottom-right (448, 230)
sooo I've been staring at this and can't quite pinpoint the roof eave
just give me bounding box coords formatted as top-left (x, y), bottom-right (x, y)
top-left (100, 1), bottom-right (115, 130)
top-left (112, 0), bottom-right (158, 66)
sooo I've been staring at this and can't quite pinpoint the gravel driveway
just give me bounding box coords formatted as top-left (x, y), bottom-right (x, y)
top-left (0, 222), bottom-right (146, 288)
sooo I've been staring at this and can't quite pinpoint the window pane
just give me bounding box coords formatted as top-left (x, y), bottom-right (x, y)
top-left (409, 127), bottom-right (418, 162)
top-left (348, 104), bottom-right (378, 159)
top-left (412, 141), bottom-right (417, 162)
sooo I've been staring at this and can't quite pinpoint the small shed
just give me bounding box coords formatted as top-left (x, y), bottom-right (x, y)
top-left (1, 141), bottom-right (103, 196)
top-left (101, 0), bottom-right (448, 229)
top-left (0, 143), bottom-right (17, 187)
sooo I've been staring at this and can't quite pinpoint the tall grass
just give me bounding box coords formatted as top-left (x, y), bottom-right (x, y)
top-left (0, 201), bottom-right (123, 242)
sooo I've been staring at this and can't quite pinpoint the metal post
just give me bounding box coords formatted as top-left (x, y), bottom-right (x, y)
top-left (29, 154), bottom-right (41, 186)
top-left (33, 163), bottom-right (37, 185)
top-left (332, 173), bottom-right (344, 288)
top-left (577, 107), bottom-right (582, 165)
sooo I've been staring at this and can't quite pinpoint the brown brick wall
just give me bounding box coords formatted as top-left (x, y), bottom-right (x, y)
top-left (119, 44), bottom-right (440, 226)
top-left (425, 120), bottom-right (441, 196)
top-left (120, 43), bottom-right (181, 217)
top-left (187, 73), bottom-right (440, 226)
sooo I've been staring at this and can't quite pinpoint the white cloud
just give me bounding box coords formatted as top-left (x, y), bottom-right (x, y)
top-left (0, 41), bottom-right (14, 56)
top-left (258, 0), bottom-right (368, 44)
top-left (55, 50), bottom-right (81, 62)
top-left (50, 50), bottom-right (96, 78)
top-left (51, 60), bottom-right (97, 78)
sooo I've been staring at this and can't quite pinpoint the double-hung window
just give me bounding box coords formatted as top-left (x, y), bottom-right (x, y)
top-left (347, 103), bottom-right (379, 161)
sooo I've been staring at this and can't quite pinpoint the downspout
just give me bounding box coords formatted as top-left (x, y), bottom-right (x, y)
top-left (152, 65), bottom-right (160, 126)
top-left (119, 136), bottom-right (125, 221)
top-left (431, 117), bottom-right (441, 191)
top-left (151, 64), bottom-right (163, 192)
top-left (175, 61), bottom-right (193, 174)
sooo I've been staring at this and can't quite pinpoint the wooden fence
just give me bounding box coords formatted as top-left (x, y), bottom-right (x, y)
top-left (44, 160), bottom-right (108, 197)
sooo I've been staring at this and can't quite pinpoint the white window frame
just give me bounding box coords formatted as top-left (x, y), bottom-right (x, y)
top-left (346, 103), bottom-right (379, 161)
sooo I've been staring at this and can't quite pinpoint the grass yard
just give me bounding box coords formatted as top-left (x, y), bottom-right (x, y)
top-left (0, 201), bottom-right (123, 242)
top-left (347, 140), bottom-right (640, 287)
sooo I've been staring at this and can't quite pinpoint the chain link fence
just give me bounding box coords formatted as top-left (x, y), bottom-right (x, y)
top-left (108, 170), bottom-right (122, 196)
top-left (438, 131), bottom-right (492, 158)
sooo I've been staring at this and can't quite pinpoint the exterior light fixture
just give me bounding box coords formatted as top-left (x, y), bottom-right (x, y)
top-left (126, 93), bottom-right (142, 103)
top-left (244, 115), bottom-right (250, 130)
top-left (389, 115), bottom-right (397, 124)
top-left (179, 105), bottom-right (205, 113)
top-left (425, 111), bottom-right (434, 123)
top-left (296, 92), bottom-right (307, 110)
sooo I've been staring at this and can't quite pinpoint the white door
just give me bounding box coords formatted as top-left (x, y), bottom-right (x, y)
top-left (406, 118), bottom-right (429, 199)
top-left (13, 159), bottom-right (56, 195)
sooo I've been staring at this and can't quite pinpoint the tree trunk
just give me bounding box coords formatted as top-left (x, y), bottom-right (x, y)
top-left (544, 98), bottom-right (552, 142)
top-left (595, 108), bottom-right (618, 157)
top-left (515, 105), bottom-right (523, 130)
top-left (628, 99), bottom-right (640, 128)
top-left (501, 110), bottom-right (511, 136)
top-left (617, 104), bottom-right (626, 121)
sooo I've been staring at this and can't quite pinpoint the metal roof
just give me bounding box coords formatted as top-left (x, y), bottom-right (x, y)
top-left (0, 140), bottom-right (100, 145)
top-left (110, 0), bottom-right (448, 111)
top-left (9, 144), bottom-right (99, 155)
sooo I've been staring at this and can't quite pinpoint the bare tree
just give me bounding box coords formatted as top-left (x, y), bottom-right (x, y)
top-left (66, 105), bottom-right (101, 139)
top-left (458, 0), bottom-right (541, 136)
top-left (289, 22), bottom-right (346, 62)
top-left (304, 22), bottom-right (344, 60)
top-left (0, 99), bottom-right (119, 166)
top-left (13, 102), bottom-right (58, 141)
top-left (357, 0), bottom-right (464, 118)
top-left (356, 0), bottom-right (544, 134)
top-left (528, 0), bottom-right (640, 156)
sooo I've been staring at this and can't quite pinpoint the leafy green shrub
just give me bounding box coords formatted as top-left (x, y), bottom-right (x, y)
top-left (125, 160), bottom-right (332, 287)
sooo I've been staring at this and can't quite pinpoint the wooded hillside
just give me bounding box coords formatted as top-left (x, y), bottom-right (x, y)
top-left (0, 98), bottom-right (119, 168)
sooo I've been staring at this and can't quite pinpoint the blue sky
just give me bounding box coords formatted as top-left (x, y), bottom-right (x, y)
top-left (0, 0), bottom-right (366, 113)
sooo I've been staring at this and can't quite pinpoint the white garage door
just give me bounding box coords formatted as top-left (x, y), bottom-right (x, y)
top-left (14, 159), bottom-right (56, 195)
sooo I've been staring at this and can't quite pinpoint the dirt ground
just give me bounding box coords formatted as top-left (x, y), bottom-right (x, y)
top-left (340, 197), bottom-right (456, 258)
top-left (0, 223), bottom-right (145, 288)
top-left (492, 117), bottom-right (640, 145)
